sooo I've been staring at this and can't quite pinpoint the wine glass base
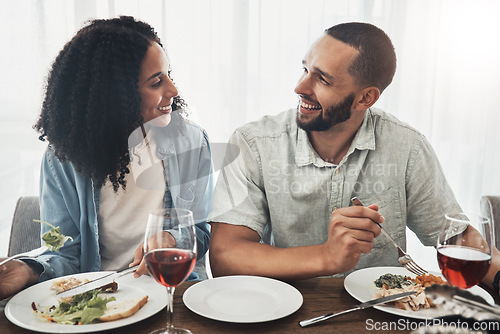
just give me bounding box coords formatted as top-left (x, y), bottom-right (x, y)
top-left (149, 327), bottom-right (192, 334)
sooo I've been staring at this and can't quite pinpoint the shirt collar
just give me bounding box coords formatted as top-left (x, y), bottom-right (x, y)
top-left (351, 108), bottom-right (376, 151)
top-left (295, 108), bottom-right (376, 167)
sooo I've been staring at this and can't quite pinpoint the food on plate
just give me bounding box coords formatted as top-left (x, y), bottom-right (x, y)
top-left (33, 289), bottom-right (117, 325)
top-left (99, 295), bottom-right (149, 322)
top-left (96, 281), bottom-right (119, 293)
top-left (34, 219), bottom-right (73, 251)
top-left (34, 278), bottom-right (148, 325)
top-left (374, 273), bottom-right (416, 289)
top-left (51, 277), bottom-right (90, 293)
top-left (373, 281), bottom-right (429, 311)
top-left (51, 277), bottom-right (119, 302)
top-left (413, 273), bottom-right (447, 287)
top-left (373, 273), bottom-right (448, 311)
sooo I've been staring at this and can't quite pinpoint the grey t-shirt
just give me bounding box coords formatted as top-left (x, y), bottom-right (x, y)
top-left (208, 108), bottom-right (461, 276)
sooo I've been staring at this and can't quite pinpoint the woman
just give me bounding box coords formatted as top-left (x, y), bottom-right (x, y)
top-left (0, 16), bottom-right (212, 299)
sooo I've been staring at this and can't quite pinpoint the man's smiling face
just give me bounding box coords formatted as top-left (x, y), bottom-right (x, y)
top-left (294, 34), bottom-right (360, 131)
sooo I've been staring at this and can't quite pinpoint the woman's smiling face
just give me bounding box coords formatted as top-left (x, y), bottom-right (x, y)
top-left (138, 42), bottom-right (178, 127)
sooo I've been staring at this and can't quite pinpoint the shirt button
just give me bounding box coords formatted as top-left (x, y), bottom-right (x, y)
top-left (333, 206), bottom-right (338, 211)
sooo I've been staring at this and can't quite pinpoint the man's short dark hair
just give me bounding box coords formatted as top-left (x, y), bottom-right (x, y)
top-left (325, 22), bottom-right (396, 94)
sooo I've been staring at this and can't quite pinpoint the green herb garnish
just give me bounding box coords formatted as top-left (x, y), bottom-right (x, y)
top-left (374, 273), bottom-right (416, 289)
top-left (34, 219), bottom-right (73, 252)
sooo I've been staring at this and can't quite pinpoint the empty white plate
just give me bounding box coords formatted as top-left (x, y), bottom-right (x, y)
top-left (182, 275), bottom-right (303, 323)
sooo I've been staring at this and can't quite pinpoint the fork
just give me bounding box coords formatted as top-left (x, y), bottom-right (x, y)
top-left (0, 246), bottom-right (49, 267)
top-left (351, 197), bottom-right (428, 275)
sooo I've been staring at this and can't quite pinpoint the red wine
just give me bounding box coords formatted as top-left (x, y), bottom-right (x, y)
top-left (145, 249), bottom-right (196, 288)
top-left (437, 246), bottom-right (491, 289)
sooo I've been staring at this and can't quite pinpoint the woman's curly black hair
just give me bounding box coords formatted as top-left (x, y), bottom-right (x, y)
top-left (34, 16), bottom-right (187, 191)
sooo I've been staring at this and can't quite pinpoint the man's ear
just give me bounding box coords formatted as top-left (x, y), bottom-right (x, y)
top-left (353, 87), bottom-right (380, 111)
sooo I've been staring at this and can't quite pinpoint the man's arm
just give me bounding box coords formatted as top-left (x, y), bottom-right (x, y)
top-left (209, 205), bottom-right (383, 281)
top-left (402, 135), bottom-right (499, 292)
top-left (481, 247), bottom-right (500, 291)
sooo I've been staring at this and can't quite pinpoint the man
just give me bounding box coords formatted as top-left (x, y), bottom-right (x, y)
top-left (207, 22), bottom-right (500, 288)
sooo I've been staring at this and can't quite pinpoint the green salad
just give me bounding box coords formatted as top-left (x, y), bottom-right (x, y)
top-left (33, 289), bottom-right (115, 325)
top-left (34, 219), bottom-right (73, 251)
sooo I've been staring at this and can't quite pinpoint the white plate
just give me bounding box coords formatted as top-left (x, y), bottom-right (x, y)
top-left (5, 271), bottom-right (167, 333)
top-left (183, 275), bottom-right (303, 323)
top-left (344, 266), bottom-right (495, 320)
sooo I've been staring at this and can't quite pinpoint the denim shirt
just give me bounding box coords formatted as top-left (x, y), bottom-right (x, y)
top-left (208, 108), bottom-right (461, 276)
top-left (33, 120), bottom-right (213, 282)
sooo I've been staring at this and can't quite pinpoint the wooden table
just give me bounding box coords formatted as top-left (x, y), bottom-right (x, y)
top-left (1, 278), bottom-right (497, 333)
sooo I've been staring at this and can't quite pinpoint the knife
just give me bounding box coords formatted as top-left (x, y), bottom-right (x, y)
top-left (56, 265), bottom-right (139, 298)
top-left (299, 291), bottom-right (416, 327)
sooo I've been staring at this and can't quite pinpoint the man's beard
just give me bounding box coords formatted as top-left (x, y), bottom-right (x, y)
top-left (296, 93), bottom-right (355, 132)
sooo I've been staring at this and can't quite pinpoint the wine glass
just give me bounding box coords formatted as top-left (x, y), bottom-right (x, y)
top-left (144, 208), bottom-right (197, 334)
top-left (436, 212), bottom-right (493, 289)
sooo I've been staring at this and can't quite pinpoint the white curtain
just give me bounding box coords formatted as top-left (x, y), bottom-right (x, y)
top-left (1, 0), bottom-right (499, 261)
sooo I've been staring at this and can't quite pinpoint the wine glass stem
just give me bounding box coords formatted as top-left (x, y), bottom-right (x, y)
top-left (166, 286), bottom-right (175, 330)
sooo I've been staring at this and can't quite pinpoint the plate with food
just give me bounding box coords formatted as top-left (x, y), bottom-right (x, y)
top-left (5, 271), bottom-right (167, 333)
top-left (344, 266), bottom-right (495, 320)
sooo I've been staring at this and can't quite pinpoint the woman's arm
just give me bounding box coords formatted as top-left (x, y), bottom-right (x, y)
top-left (191, 130), bottom-right (214, 259)
top-left (35, 148), bottom-right (83, 281)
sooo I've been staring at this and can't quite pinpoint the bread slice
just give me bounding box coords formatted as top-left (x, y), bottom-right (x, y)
top-left (99, 295), bottom-right (149, 322)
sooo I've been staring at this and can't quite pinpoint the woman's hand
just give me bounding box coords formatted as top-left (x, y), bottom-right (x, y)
top-left (129, 231), bottom-right (176, 278)
top-left (0, 259), bottom-right (40, 300)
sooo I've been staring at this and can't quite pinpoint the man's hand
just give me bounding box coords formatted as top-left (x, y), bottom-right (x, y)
top-left (323, 204), bottom-right (384, 273)
top-left (129, 231), bottom-right (176, 278)
top-left (0, 259), bottom-right (40, 300)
